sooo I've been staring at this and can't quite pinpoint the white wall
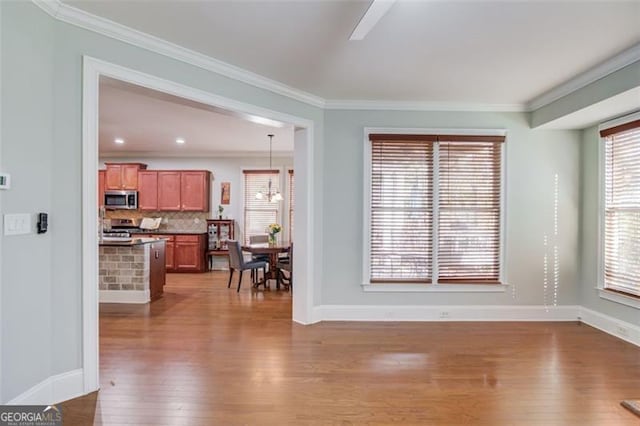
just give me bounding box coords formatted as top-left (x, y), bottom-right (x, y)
top-left (322, 110), bottom-right (582, 306)
top-left (1, 0), bottom-right (636, 406)
top-left (1, 2), bottom-right (55, 402)
top-left (99, 156), bottom-right (294, 242)
top-left (1, 1), bottom-right (324, 403)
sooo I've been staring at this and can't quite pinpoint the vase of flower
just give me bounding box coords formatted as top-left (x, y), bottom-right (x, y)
top-left (267, 223), bottom-right (282, 245)
top-left (218, 205), bottom-right (224, 220)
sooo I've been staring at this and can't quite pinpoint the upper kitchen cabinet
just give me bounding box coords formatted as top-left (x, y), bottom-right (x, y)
top-left (157, 171), bottom-right (182, 211)
top-left (181, 171), bottom-right (211, 211)
top-left (105, 163), bottom-right (147, 190)
top-left (155, 171), bottom-right (210, 212)
top-left (138, 171), bottom-right (159, 211)
top-left (98, 170), bottom-right (105, 208)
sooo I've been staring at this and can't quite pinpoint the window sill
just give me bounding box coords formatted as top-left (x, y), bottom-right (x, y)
top-left (597, 288), bottom-right (640, 310)
top-left (362, 283), bottom-right (508, 293)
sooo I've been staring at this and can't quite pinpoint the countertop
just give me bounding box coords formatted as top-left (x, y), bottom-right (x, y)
top-left (99, 237), bottom-right (166, 247)
top-left (129, 230), bottom-right (208, 235)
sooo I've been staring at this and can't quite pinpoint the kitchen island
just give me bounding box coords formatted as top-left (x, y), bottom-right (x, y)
top-left (99, 237), bottom-right (166, 303)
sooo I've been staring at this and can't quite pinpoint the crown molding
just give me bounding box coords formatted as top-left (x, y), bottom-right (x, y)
top-left (31, 0), bottom-right (639, 114)
top-left (99, 150), bottom-right (294, 159)
top-left (31, 0), bottom-right (326, 108)
top-left (324, 99), bottom-right (527, 112)
top-left (526, 43), bottom-right (640, 111)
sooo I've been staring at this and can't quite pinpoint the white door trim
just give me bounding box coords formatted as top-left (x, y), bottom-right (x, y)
top-left (81, 56), bottom-right (316, 394)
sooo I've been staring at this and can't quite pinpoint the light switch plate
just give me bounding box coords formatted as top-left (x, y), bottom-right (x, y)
top-left (4, 213), bottom-right (32, 236)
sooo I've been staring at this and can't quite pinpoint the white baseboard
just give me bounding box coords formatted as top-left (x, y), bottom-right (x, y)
top-left (99, 289), bottom-right (149, 304)
top-left (579, 307), bottom-right (640, 347)
top-left (313, 304), bottom-right (580, 322)
top-left (7, 369), bottom-right (84, 405)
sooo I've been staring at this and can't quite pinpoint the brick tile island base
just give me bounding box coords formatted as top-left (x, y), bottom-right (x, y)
top-left (99, 238), bottom-right (166, 303)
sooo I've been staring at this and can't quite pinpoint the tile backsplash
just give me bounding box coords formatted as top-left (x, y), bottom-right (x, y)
top-left (106, 210), bottom-right (209, 232)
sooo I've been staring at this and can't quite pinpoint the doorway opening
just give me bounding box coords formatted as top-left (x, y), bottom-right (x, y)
top-left (81, 56), bottom-right (315, 394)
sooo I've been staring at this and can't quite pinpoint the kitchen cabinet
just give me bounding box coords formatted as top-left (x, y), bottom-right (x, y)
top-left (104, 163), bottom-right (147, 190)
top-left (151, 235), bottom-right (176, 270)
top-left (151, 234), bottom-right (206, 273)
top-left (138, 171), bottom-right (159, 211)
top-left (165, 238), bottom-right (175, 270)
top-left (180, 171), bottom-right (210, 211)
top-left (157, 172), bottom-right (181, 211)
top-left (153, 170), bottom-right (211, 212)
top-left (149, 239), bottom-right (166, 301)
top-left (175, 235), bottom-right (206, 272)
top-left (98, 170), bottom-right (105, 208)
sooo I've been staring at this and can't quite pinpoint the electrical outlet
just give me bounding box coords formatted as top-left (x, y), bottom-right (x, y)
top-left (615, 325), bottom-right (629, 337)
top-left (439, 311), bottom-right (450, 319)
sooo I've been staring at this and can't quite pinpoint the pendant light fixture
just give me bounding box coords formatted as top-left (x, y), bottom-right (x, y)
top-left (255, 134), bottom-right (283, 203)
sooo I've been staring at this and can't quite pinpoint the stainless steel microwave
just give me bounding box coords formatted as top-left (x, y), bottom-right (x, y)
top-left (104, 190), bottom-right (138, 210)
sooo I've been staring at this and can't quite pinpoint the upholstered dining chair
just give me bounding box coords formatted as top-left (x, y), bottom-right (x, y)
top-left (227, 240), bottom-right (267, 292)
top-left (276, 243), bottom-right (292, 289)
top-left (249, 234), bottom-right (270, 283)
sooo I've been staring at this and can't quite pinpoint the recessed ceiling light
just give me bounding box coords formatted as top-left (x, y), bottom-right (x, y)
top-left (176, 138), bottom-right (186, 144)
top-left (114, 138), bottom-right (125, 144)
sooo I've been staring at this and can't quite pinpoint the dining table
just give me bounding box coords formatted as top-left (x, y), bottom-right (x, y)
top-left (242, 243), bottom-right (291, 289)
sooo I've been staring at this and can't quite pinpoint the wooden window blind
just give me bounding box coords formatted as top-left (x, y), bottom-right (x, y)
top-left (243, 170), bottom-right (280, 245)
top-left (601, 121), bottom-right (640, 297)
top-left (289, 170), bottom-right (294, 243)
top-left (370, 139), bottom-right (434, 282)
top-left (368, 133), bottom-right (504, 284)
top-left (438, 140), bottom-right (502, 283)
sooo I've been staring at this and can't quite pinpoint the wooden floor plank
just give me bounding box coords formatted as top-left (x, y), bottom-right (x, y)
top-left (60, 272), bottom-right (640, 425)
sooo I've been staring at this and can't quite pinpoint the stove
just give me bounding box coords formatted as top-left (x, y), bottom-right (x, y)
top-left (110, 218), bottom-right (140, 230)
top-left (102, 231), bottom-right (131, 238)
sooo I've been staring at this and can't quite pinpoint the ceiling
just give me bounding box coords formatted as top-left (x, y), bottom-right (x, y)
top-left (99, 77), bottom-right (294, 156)
top-left (66, 0), bottom-right (640, 105)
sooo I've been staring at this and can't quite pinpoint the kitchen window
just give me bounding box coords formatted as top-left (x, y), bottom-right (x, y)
top-left (600, 117), bottom-right (640, 299)
top-left (243, 170), bottom-right (280, 244)
top-left (364, 131), bottom-right (505, 288)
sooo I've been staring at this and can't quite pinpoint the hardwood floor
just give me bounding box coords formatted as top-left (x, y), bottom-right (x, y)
top-left (61, 272), bottom-right (640, 425)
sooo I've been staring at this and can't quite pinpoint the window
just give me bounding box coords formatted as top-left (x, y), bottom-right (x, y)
top-left (243, 170), bottom-right (280, 244)
top-left (367, 133), bottom-right (504, 285)
top-left (288, 170), bottom-right (294, 242)
top-left (600, 119), bottom-right (640, 297)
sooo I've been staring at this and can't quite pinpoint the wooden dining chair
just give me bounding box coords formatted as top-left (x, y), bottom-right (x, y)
top-left (227, 241), bottom-right (267, 292)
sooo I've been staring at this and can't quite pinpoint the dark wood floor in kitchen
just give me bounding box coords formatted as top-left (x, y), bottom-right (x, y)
top-left (61, 272), bottom-right (640, 425)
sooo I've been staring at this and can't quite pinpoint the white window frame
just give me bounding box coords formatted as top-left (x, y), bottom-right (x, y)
top-left (362, 127), bottom-right (508, 293)
top-left (597, 111), bottom-right (640, 309)
top-left (287, 168), bottom-right (294, 243)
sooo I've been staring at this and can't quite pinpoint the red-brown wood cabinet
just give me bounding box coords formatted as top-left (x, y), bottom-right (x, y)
top-left (149, 239), bottom-right (166, 301)
top-left (157, 171), bottom-right (182, 211)
top-left (175, 235), bottom-right (205, 271)
top-left (98, 170), bottom-right (105, 208)
top-left (150, 234), bottom-right (206, 272)
top-left (104, 163), bottom-right (147, 190)
top-left (141, 170), bottom-right (210, 212)
top-left (181, 171), bottom-right (210, 211)
top-left (137, 171), bottom-right (159, 211)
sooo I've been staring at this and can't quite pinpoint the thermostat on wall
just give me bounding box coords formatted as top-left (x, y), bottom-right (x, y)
top-left (0, 173), bottom-right (10, 190)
